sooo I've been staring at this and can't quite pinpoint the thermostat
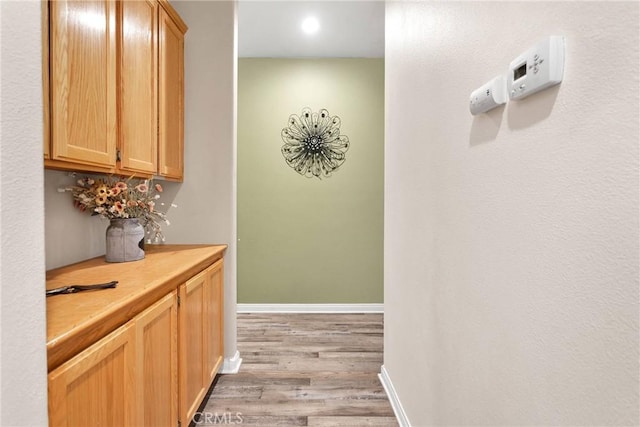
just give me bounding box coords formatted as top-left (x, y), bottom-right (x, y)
top-left (508, 36), bottom-right (565, 100)
top-left (470, 75), bottom-right (506, 115)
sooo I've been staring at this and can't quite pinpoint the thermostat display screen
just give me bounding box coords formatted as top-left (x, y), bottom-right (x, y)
top-left (514, 63), bottom-right (527, 80)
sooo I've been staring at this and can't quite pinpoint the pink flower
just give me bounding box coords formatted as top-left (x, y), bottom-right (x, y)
top-left (155, 184), bottom-right (163, 193)
top-left (135, 183), bottom-right (148, 193)
top-left (127, 200), bottom-right (137, 208)
top-left (115, 182), bottom-right (127, 190)
top-left (111, 187), bottom-right (121, 196)
top-left (74, 200), bottom-right (86, 212)
top-left (148, 201), bottom-right (155, 212)
top-left (113, 201), bottom-right (124, 213)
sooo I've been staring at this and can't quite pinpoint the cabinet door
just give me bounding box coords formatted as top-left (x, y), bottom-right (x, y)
top-left (118, 0), bottom-right (158, 174)
top-left (205, 259), bottom-right (224, 382)
top-left (48, 322), bottom-right (136, 427)
top-left (158, 6), bottom-right (185, 181)
top-left (50, 0), bottom-right (117, 167)
top-left (179, 271), bottom-right (208, 425)
top-left (135, 291), bottom-right (178, 427)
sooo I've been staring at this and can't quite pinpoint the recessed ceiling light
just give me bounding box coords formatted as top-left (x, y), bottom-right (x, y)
top-left (301, 17), bottom-right (320, 35)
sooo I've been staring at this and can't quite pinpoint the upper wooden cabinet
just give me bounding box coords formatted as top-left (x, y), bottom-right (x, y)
top-left (49, 0), bottom-right (117, 168)
top-left (44, 0), bottom-right (187, 181)
top-left (158, 2), bottom-right (186, 181)
top-left (118, 0), bottom-right (158, 175)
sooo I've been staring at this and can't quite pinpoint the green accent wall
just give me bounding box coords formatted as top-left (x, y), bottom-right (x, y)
top-left (238, 58), bottom-right (384, 303)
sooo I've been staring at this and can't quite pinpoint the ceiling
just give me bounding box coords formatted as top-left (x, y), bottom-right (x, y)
top-left (238, 1), bottom-right (385, 58)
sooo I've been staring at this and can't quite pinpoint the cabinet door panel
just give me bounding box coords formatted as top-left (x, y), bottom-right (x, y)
top-left (179, 271), bottom-right (208, 425)
top-left (206, 259), bottom-right (224, 381)
top-left (48, 322), bottom-right (135, 427)
top-left (50, 0), bottom-right (117, 167)
top-left (119, 0), bottom-right (158, 174)
top-left (158, 7), bottom-right (184, 180)
top-left (136, 291), bottom-right (177, 427)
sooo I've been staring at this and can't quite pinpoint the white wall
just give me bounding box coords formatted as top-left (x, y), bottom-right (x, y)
top-left (45, 170), bottom-right (107, 269)
top-left (0, 1), bottom-right (49, 425)
top-left (167, 0), bottom-right (238, 362)
top-left (384, 2), bottom-right (639, 426)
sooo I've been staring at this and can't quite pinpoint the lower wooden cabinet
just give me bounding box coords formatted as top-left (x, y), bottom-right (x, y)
top-left (48, 259), bottom-right (224, 427)
top-left (179, 258), bottom-right (225, 425)
top-left (179, 269), bottom-right (208, 424)
top-left (48, 322), bottom-right (137, 426)
top-left (206, 260), bottom-right (224, 381)
top-left (136, 291), bottom-right (178, 426)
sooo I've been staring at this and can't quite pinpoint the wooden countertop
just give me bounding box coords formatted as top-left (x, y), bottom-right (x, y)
top-left (46, 244), bottom-right (227, 372)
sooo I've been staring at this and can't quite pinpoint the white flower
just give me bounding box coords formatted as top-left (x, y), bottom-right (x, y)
top-left (171, 203), bottom-right (178, 208)
top-left (165, 220), bottom-right (171, 226)
top-left (154, 194), bottom-right (160, 199)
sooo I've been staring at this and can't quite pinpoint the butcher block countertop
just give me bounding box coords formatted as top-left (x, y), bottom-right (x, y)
top-left (46, 244), bottom-right (227, 372)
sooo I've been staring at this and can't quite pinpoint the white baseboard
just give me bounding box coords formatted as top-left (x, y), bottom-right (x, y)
top-left (220, 350), bottom-right (242, 374)
top-left (237, 303), bottom-right (384, 313)
top-left (379, 365), bottom-right (411, 427)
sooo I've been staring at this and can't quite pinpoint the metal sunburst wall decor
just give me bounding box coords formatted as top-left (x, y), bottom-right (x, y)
top-left (281, 107), bottom-right (350, 179)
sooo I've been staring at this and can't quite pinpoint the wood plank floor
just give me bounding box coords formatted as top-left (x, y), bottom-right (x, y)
top-left (198, 313), bottom-right (398, 426)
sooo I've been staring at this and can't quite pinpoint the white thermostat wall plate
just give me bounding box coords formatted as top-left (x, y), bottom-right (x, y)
top-left (470, 75), bottom-right (507, 115)
top-left (508, 36), bottom-right (565, 100)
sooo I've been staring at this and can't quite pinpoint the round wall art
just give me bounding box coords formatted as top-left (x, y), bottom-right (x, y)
top-left (281, 107), bottom-right (350, 179)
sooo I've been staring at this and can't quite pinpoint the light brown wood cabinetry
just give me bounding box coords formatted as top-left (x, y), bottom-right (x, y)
top-left (178, 259), bottom-right (224, 425)
top-left (118, 0), bottom-right (158, 175)
top-left (49, 0), bottom-right (118, 169)
top-left (44, 0), bottom-right (187, 180)
top-left (206, 260), bottom-right (225, 380)
top-left (135, 291), bottom-right (178, 426)
top-left (46, 245), bottom-right (225, 427)
top-left (48, 291), bottom-right (179, 427)
top-left (179, 270), bottom-right (208, 424)
top-left (48, 322), bottom-right (136, 426)
top-left (158, 3), bottom-right (186, 181)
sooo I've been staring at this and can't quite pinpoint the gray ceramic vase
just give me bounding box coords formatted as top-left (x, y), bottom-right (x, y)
top-left (105, 218), bottom-right (145, 263)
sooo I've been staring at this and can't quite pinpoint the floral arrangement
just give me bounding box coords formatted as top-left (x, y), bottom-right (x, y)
top-left (63, 176), bottom-right (174, 243)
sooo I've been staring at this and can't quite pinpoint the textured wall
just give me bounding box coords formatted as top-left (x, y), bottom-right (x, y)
top-left (0, 1), bottom-right (49, 424)
top-left (384, 2), bottom-right (639, 426)
top-left (45, 169), bottom-right (108, 269)
top-left (238, 58), bottom-right (384, 304)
